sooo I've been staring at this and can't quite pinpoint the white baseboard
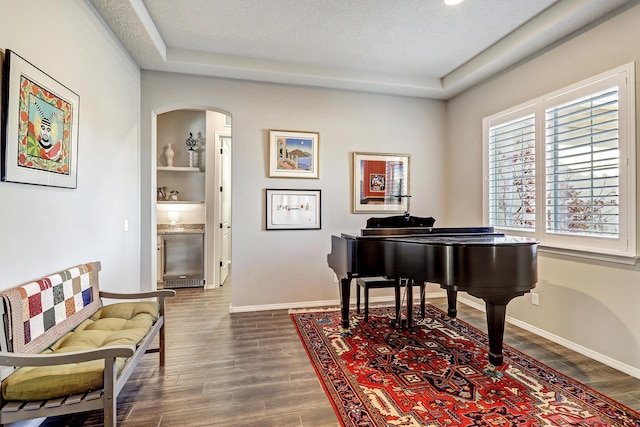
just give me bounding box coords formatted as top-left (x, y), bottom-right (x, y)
top-left (230, 298), bottom-right (342, 313)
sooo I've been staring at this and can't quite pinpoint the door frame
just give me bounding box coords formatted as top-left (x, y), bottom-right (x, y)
top-left (205, 126), bottom-right (231, 288)
top-left (218, 133), bottom-right (232, 285)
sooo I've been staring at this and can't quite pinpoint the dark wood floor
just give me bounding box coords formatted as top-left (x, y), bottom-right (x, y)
top-left (43, 283), bottom-right (640, 426)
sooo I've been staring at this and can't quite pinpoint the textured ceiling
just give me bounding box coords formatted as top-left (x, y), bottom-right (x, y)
top-left (89, 0), bottom-right (631, 99)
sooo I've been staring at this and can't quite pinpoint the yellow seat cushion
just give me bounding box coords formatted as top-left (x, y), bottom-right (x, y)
top-left (2, 302), bottom-right (159, 401)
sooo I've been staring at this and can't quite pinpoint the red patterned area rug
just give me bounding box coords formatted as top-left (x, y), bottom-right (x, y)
top-left (291, 305), bottom-right (640, 427)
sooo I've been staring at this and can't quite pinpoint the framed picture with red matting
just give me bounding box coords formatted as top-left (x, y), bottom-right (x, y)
top-left (1, 49), bottom-right (80, 188)
top-left (352, 152), bottom-right (409, 213)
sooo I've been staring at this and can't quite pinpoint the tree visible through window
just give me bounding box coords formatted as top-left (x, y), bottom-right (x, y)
top-left (488, 114), bottom-right (536, 231)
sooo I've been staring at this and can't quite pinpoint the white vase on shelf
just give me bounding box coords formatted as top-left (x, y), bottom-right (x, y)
top-left (165, 143), bottom-right (175, 167)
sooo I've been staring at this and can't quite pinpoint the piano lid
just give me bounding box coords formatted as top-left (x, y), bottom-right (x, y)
top-left (360, 226), bottom-right (498, 237)
top-left (388, 234), bottom-right (537, 246)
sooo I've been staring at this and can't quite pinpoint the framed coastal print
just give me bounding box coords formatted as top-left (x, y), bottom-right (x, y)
top-left (352, 152), bottom-right (410, 213)
top-left (1, 50), bottom-right (80, 188)
top-left (266, 189), bottom-right (321, 230)
top-left (269, 129), bottom-right (319, 178)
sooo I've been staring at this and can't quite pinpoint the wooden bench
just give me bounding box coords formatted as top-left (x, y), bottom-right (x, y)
top-left (0, 261), bottom-right (175, 426)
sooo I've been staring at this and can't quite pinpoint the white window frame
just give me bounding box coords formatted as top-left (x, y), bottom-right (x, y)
top-left (483, 63), bottom-right (636, 264)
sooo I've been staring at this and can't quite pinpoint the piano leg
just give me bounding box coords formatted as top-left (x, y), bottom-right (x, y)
top-left (483, 293), bottom-right (524, 371)
top-left (340, 277), bottom-right (352, 333)
top-left (446, 288), bottom-right (458, 319)
top-left (485, 301), bottom-right (506, 368)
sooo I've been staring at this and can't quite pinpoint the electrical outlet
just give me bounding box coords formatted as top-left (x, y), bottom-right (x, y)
top-left (531, 292), bottom-right (539, 306)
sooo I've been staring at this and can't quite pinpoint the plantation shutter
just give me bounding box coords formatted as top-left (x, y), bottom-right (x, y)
top-left (487, 114), bottom-right (536, 231)
top-left (545, 86), bottom-right (620, 238)
top-left (484, 64), bottom-right (634, 258)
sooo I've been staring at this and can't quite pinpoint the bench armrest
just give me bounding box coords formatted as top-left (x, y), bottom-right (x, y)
top-left (99, 289), bottom-right (176, 300)
top-left (0, 345), bottom-right (135, 367)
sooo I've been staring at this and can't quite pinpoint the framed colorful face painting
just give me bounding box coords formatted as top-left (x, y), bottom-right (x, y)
top-left (352, 152), bottom-right (410, 213)
top-left (269, 129), bottom-right (319, 178)
top-left (1, 50), bottom-right (80, 188)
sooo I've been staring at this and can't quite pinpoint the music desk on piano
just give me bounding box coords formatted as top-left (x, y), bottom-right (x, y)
top-left (327, 226), bottom-right (538, 369)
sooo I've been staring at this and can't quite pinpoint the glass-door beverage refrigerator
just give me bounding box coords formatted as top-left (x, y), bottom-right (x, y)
top-left (162, 232), bottom-right (204, 288)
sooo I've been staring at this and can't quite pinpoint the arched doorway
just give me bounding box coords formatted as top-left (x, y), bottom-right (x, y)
top-left (151, 107), bottom-right (232, 289)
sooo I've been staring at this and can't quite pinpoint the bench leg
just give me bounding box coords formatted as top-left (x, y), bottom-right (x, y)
top-left (356, 285), bottom-right (361, 314)
top-left (104, 398), bottom-right (116, 427)
top-left (159, 295), bottom-right (168, 367)
top-left (104, 357), bottom-right (117, 427)
top-left (160, 323), bottom-right (166, 367)
top-left (364, 286), bottom-right (369, 322)
top-left (394, 278), bottom-right (401, 326)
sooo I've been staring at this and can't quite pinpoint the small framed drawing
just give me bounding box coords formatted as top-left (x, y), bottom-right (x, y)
top-left (269, 129), bottom-right (319, 178)
top-left (266, 189), bottom-right (321, 230)
top-left (353, 152), bottom-right (410, 213)
top-left (1, 50), bottom-right (80, 188)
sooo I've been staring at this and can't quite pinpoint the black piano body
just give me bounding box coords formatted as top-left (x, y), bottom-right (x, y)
top-left (327, 226), bottom-right (538, 367)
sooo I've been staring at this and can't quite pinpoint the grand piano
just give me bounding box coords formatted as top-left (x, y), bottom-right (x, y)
top-left (327, 216), bottom-right (538, 370)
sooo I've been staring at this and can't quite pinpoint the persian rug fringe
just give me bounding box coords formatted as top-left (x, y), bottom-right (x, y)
top-left (288, 306), bottom-right (342, 314)
top-left (288, 303), bottom-right (395, 315)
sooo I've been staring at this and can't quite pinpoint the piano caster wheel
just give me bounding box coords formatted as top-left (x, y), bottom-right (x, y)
top-left (483, 364), bottom-right (503, 379)
top-left (392, 318), bottom-right (413, 329)
top-left (444, 318), bottom-right (458, 328)
top-left (340, 328), bottom-right (353, 337)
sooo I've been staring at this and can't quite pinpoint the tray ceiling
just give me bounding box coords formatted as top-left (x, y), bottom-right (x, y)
top-left (90, 0), bottom-right (631, 99)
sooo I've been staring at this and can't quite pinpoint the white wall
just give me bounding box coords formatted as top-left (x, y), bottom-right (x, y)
top-left (141, 73), bottom-right (446, 308)
top-left (446, 3), bottom-right (640, 376)
top-left (0, 1), bottom-right (142, 293)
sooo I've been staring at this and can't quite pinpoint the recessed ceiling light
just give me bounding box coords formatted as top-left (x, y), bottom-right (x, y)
top-left (445, 0), bottom-right (465, 5)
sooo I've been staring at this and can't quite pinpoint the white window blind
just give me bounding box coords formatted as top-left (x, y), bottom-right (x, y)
top-left (488, 114), bottom-right (536, 231)
top-left (483, 63), bottom-right (636, 261)
top-left (545, 87), bottom-right (620, 238)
